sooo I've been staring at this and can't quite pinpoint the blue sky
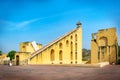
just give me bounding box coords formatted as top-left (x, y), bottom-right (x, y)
top-left (0, 0), bottom-right (120, 53)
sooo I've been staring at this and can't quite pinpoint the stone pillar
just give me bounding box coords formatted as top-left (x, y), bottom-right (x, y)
top-left (107, 46), bottom-right (109, 62)
top-left (98, 47), bottom-right (100, 62)
top-left (99, 47), bottom-right (102, 62)
top-left (109, 46), bottom-right (111, 63)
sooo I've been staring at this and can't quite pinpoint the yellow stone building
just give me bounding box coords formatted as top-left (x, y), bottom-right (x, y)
top-left (15, 41), bottom-right (42, 65)
top-left (91, 27), bottom-right (118, 64)
top-left (0, 54), bottom-right (9, 65)
top-left (28, 22), bottom-right (82, 65)
top-left (14, 22), bottom-right (82, 65)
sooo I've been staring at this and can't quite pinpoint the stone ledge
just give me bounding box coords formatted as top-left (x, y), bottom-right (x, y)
top-left (28, 63), bottom-right (108, 68)
top-left (98, 62), bottom-right (109, 67)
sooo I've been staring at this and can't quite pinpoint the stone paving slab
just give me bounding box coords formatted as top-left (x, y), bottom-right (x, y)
top-left (0, 65), bottom-right (120, 80)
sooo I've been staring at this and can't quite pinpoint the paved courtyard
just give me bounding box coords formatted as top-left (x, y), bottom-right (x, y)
top-left (0, 64), bottom-right (120, 80)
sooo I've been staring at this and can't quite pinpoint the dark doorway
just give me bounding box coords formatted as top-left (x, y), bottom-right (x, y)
top-left (16, 55), bottom-right (19, 65)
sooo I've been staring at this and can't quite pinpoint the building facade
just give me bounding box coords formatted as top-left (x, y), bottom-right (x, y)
top-left (0, 54), bottom-right (9, 65)
top-left (14, 22), bottom-right (82, 65)
top-left (15, 41), bottom-right (42, 65)
top-left (28, 22), bottom-right (82, 64)
top-left (91, 28), bottom-right (118, 64)
top-left (20, 41), bottom-right (42, 53)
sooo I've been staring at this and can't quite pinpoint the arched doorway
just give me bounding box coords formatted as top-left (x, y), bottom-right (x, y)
top-left (50, 49), bottom-right (55, 64)
top-left (75, 34), bottom-right (77, 41)
top-left (99, 37), bottom-right (108, 62)
top-left (59, 43), bottom-right (63, 49)
top-left (16, 55), bottom-right (19, 65)
top-left (59, 50), bottom-right (63, 64)
top-left (71, 51), bottom-right (73, 64)
top-left (71, 42), bottom-right (73, 51)
top-left (66, 40), bottom-right (69, 47)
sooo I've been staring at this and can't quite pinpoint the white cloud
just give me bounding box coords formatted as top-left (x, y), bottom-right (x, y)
top-left (0, 18), bottom-right (40, 31)
top-left (0, 12), bottom-right (67, 31)
top-left (16, 18), bottom-right (40, 29)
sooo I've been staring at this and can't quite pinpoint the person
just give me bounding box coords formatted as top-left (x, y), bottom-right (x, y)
top-left (9, 61), bottom-right (12, 66)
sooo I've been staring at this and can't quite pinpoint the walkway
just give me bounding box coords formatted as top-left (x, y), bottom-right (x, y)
top-left (0, 65), bottom-right (120, 80)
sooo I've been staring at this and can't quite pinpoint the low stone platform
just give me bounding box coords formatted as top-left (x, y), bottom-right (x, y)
top-left (30, 62), bottom-right (109, 68)
top-left (0, 64), bottom-right (120, 80)
top-left (31, 64), bottom-right (102, 68)
top-left (98, 62), bottom-right (110, 67)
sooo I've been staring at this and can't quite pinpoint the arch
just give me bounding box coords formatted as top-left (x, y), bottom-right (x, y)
top-left (66, 40), bottom-right (69, 47)
top-left (75, 43), bottom-right (77, 51)
top-left (99, 37), bottom-right (108, 46)
top-left (50, 49), bottom-right (55, 61)
top-left (71, 52), bottom-right (73, 64)
top-left (70, 35), bottom-right (73, 39)
top-left (59, 43), bottom-right (63, 49)
top-left (99, 37), bottom-right (108, 62)
top-left (71, 51), bottom-right (73, 60)
top-left (71, 42), bottom-right (73, 51)
top-left (59, 50), bottom-right (63, 61)
top-left (16, 55), bottom-right (19, 65)
top-left (75, 34), bottom-right (77, 41)
top-left (75, 52), bottom-right (77, 60)
top-left (22, 46), bottom-right (26, 52)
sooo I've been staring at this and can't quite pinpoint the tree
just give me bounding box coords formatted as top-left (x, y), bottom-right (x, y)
top-left (7, 50), bottom-right (16, 61)
top-left (0, 51), bottom-right (2, 55)
top-left (82, 48), bottom-right (91, 61)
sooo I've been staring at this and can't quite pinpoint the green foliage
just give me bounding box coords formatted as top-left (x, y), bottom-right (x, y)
top-left (118, 59), bottom-right (120, 64)
top-left (82, 48), bottom-right (91, 61)
top-left (0, 51), bottom-right (2, 55)
top-left (7, 50), bottom-right (16, 60)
